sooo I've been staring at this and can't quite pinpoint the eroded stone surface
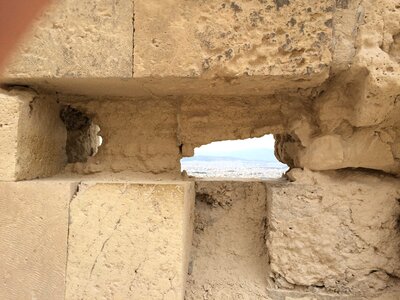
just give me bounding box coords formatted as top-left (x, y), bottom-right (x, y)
top-left (66, 182), bottom-right (194, 299)
top-left (276, 0), bottom-right (400, 174)
top-left (0, 181), bottom-right (77, 300)
top-left (0, 88), bottom-right (67, 181)
top-left (135, 0), bottom-right (333, 88)
top-left (4, 0), bottom-right (133, 78)
top-left (266, 169), bottom-right (400, 296)
top-left (61, 95), bottom-right (286, 174)
top-left (64, 98), bottom-right (180, 174)
top-left (185, 181), bottom-right (269, 299)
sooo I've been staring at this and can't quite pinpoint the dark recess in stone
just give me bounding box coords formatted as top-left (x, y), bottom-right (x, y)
top-left (274, 0), bottom-right (290, 10)
top-left (60, 106), bottom-right (91, 131)
top-left (324, 19), bottom-right (333, 28)
top-left (336, 0), bottom-right (349, 9)
top-left (230, 2), bottom-right (242, 12)
top-left (60, 106), bottom-right (100, 163)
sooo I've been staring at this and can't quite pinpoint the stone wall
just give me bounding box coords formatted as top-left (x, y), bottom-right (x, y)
top-left (0, 0), bottom-right (399, 299)
top-left (187, 175), bottom-right (400, 299)
top-left (0, 180), bottom-right (194, 299)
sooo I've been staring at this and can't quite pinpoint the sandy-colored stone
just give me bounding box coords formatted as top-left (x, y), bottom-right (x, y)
top-left (65, 182), bottom-right (195, 299)
top-left (266, 169), bottom-right (400, 296)
top-left (4, 0), bottom-right (133, 78)
top-left (60, 95), bottom-right (286, 175)
top-left (0, 91), bottom-right (20, 180)
top-left (135, 0), bottom-right (332, 88)
top-left (64, 98), bottom-right (180, 174)
top-left (185, 181), bottom-right (269, 299)
top-left (0, 180), bottom-right (77, 300)
top-left (0, 88), bottom-right (67, 181)
top-left (276, 0), bottom-right (400, 174)
top-left (0, 0), bottom-right (400, 299)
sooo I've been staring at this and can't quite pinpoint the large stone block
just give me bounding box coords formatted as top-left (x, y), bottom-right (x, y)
top-left (0, 181), bottom-right (77, 300)
top-left (0, 88), bottom-right (67, 181)
top-left (4, 0), bottom-right (133, 78)
top-left (134, 0), bottom-right (333, 86)
top-left (266, 169), bottom-right (400, 297)
top-left (66, 181), bottom-right (195, 299)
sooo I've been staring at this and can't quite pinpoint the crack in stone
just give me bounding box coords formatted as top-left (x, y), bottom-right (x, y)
top-left (89, 217), bottom-right (121, 278)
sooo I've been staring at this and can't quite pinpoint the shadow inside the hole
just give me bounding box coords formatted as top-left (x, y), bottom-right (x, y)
top-left (60, 106), bottom-right (102, 163)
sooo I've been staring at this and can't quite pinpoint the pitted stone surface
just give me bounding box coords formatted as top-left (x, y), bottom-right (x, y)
top-left (185, 181), bottom-right (269, 299)
top-left (276, 0), bottom-right (400, 174)
top-left (135, 0), bottom-right (333, 86)
top-left (266, 169), bottom-right (400, 296)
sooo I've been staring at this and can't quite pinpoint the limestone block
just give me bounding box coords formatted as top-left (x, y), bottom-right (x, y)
top-left (275, 0), bottom-right (400, 175)
top-left (4, 0), bottom-right (133, 78)
top-left (64, 98), bottom-right (180, 174)
top-left (134, 0), bottom-right (332, 87)
top-left (186, 181), bottom-right (269, 299)
top-left (348, 0), bottom-right (400, 129)
top-left (180, 95), bottom-right (284, 152)
top-left (0, 91), bottom-right (20, 180)
top-left (297, 130), bottom-right (399, 173)
top-left (266, 169), bottom-right (400, 296)
top-left (0, 181), bottom-right (77, 300)
top-left (66, 182), bottom-right (195, 299)
top-left (0, 89), bottom-right (67, 181)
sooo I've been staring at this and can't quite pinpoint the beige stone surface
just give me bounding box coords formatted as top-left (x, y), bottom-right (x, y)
top-left (2, 0), bottom-right (333, 97)
top-left (1, 1), bottom-right (400, 297)
top-left (180, 95), bottom-right (284, 155)
top-left (64, 98), bottom-right (180, 175)
top-left (60, 94), bottom-right (286, 175)
top-left (0, 88), bottom-right (67, 181)
top-left (0, 91), bottom-right (21, 180)
top-left (65, 182), bottom-right (195, 299)
top-left (266, 169), bottom-right (400, 296)
top-left (276, 0), bottom-right (400, 174)
top-left (134, 0), bottom-right (332, 86)
top-left (185, 181), bottom-right (270, 299)
top-left (4, 0), bottom-right (133, 78)
top-left (0, 180), bottom-right (77, 300)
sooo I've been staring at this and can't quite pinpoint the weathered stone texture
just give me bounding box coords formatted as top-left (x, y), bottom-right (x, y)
top-left (61, 95), bottom-right (288, 174)
top-left (186, 181), bottom-right (269, 299)
top-left (0, 88), bottom-right (66, 181)
top-left (4, 0), bottom-right (133, 78)
top-left (180, 95), bottom-right (284, 156)
top-left (276, 0), bottom-right (400, 175)
top-left (0, 181), bottom-right (77, 300)
top-left (0, 0), bottom-right (400, 299)
top-left (266, 169), bottom-right (400, 296)
top-left (135, 0), bottom-right (333, 87)
top-left (66, 182), bottom-right (194, 299)
top-left (64, 98), bottom-right (180, 174)
top-left (0, 91), bottom-right (21, 180)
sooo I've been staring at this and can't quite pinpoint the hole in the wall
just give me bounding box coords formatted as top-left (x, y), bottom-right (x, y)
top-left (181, 134), bottom-right (288, 179)
top-left (60, 106), bottom-right (103, 163)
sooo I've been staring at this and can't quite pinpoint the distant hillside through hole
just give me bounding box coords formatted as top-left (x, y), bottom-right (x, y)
top-left (181, 134), bottom-right (288, 179)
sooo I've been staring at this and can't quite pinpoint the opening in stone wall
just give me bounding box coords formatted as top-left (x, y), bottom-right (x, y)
top-left (181, 134), bottom-right (288, 179)
top-left (60, 106), bottom-right (103, 163)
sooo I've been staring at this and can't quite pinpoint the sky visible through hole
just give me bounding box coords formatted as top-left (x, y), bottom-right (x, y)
top-left (181, 134), bottom-right (288, 179)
